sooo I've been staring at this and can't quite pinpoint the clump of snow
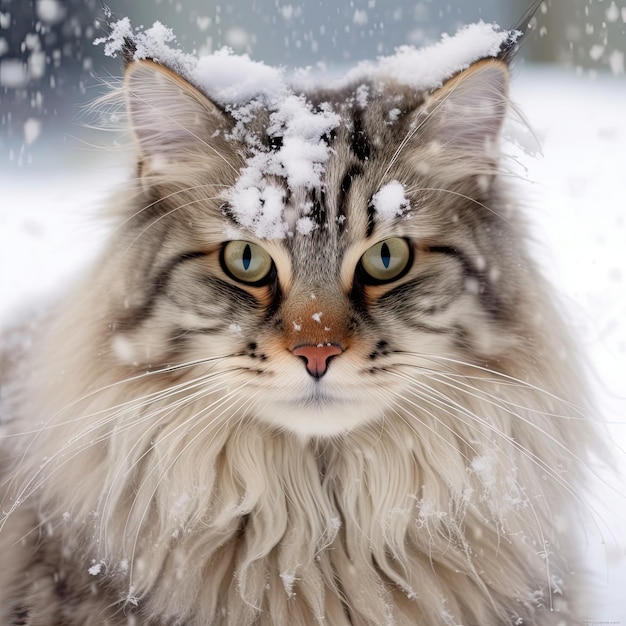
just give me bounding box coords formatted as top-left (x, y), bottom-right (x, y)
top-left (469, 450), bottom-right (525, 519)
top-left (341, 21), bottom-right (517, 91)
top-left (88, 560), bottom-right (104, 576)
top-left (205, 65), bottom-right (339, 238)
top-left (96, 19), bottom-right (196, 80)
top-left (226, 173), bottom-right (288, 239)
top-left (371, 180), bottom-right (411, 221)
top-left (264, 95), bottom-right (340, 189)
top-left (192, 49), bottom-right (284, 106)
top-left (296, 217), bottom-right (316, 235)
top-left (355, 83), bottom-right (369, 108)
top-left (279, 570), bottom-right (297, 597)
top-left (125, 586), bottom-right (140, 607)
top-left (387, 108), bottom-right (401, 124)
top-left (470, 454), bottom-right (497, 489)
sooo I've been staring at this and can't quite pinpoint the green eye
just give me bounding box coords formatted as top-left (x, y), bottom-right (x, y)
top-left (360, 237), bottom-right (412, 283)
top-left (222, 241), bottom-right (274, 285)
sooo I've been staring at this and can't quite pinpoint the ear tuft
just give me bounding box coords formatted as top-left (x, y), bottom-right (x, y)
top-left (498, 0), bottom-right (544, 63)
top-left (121, 37), bottom-right (137, 68)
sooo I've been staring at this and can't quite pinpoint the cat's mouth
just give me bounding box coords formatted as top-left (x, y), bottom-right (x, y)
top-left (250, 377), bottom-right (381, 435)
top-left (292, 388), bottom-right (344, 408)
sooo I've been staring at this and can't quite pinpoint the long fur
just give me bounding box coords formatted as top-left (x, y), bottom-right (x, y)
top-left (0, 48), bottom-right (598, 625)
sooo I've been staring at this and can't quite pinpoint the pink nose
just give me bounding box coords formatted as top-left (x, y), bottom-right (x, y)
top-left (292, 343), bottom-right (344, 379)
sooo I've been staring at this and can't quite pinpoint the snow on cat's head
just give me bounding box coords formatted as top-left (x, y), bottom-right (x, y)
top-left (98, 19), bottom-right (517, 240)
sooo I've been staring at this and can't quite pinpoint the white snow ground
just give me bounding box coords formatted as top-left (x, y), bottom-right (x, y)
top-left (0, 66), bottom-right (625, 621)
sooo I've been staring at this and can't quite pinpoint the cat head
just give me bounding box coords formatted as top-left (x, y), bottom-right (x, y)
top-left (104, 51), bottom-right (538, 437)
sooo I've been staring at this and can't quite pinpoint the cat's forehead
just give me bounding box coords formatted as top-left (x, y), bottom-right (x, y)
top-left (241, 82), bottom-right (425, 148)
top-left (221, 82), bottom-right (425, 248)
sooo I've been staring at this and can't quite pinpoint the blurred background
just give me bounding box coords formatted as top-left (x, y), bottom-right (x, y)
top-left (0, 0), bottom-right (624, 167)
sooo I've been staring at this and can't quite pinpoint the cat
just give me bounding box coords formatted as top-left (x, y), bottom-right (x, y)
top-left (0, 10), bottom-right (598, 626)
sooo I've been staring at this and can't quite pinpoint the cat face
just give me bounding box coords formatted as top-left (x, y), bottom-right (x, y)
top-left (109, 58), bottom-right (528, 436)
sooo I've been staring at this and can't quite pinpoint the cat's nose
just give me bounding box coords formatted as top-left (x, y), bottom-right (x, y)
top-left (292, 343), bottom-right (344, 379)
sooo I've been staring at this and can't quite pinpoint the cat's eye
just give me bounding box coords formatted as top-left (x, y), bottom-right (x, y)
top-left (359, 237), bottom-right (412, 284)
top-left (221, 241), bottom-right (274, 285)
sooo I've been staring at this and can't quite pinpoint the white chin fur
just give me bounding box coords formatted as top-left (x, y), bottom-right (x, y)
top-left (255, 395), bottom-right (383, 436)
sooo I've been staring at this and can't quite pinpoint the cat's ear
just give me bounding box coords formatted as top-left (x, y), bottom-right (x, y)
top-left (124, 60), bottom-right (228, 165)
top-left (415, 58), bottom-right (510, 168)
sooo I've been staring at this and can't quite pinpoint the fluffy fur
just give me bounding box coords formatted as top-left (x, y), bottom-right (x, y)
top-left (0, 37), bottom-right (596, 626)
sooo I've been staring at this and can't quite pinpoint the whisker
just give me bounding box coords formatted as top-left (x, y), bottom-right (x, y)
top-left (390, 368), bottom-right (575, 484)
top-left (386, 368), bottom-right (618, 544)
top-left (0, 367), bottom-right (243, 530)
top-left (125, 381), bottom-right (263, 586)
top-left (384, 374), bottom-right (575, 605)
top-left (400, 352), bottom-right (587, 417)
top-left (1, 355), bottom-right (233, 438)
top-left (402, 186), bottom-right (512, 223)
top-left (121, 194), bottom-right (228, 257)
top-left (115, 183), bottom-right (231, 234)
top-left (378, 87), bottom-right (451, 184)
top-left (384, 391), bottom-right (479, 464)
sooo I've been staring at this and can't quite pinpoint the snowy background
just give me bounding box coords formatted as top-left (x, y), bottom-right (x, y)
top-left (1, 0), bottom-right (625, 621)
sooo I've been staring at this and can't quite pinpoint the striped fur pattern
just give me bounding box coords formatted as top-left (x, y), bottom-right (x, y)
top-left (0, 54), bottom-right (595, 625)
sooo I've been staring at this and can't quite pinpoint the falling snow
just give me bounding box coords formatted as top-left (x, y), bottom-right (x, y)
top-left (23, 118), bottom-right (42, 145)
top-left (36, 0), bottom-right (65, 25)
top-left (605, 1), bottom-right (620, 23)
top-left (0, 59), bottom-right (28, 88)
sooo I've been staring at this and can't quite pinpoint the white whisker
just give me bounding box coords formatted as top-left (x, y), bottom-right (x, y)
top-left (121, 194), bottom-right (228, 257)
